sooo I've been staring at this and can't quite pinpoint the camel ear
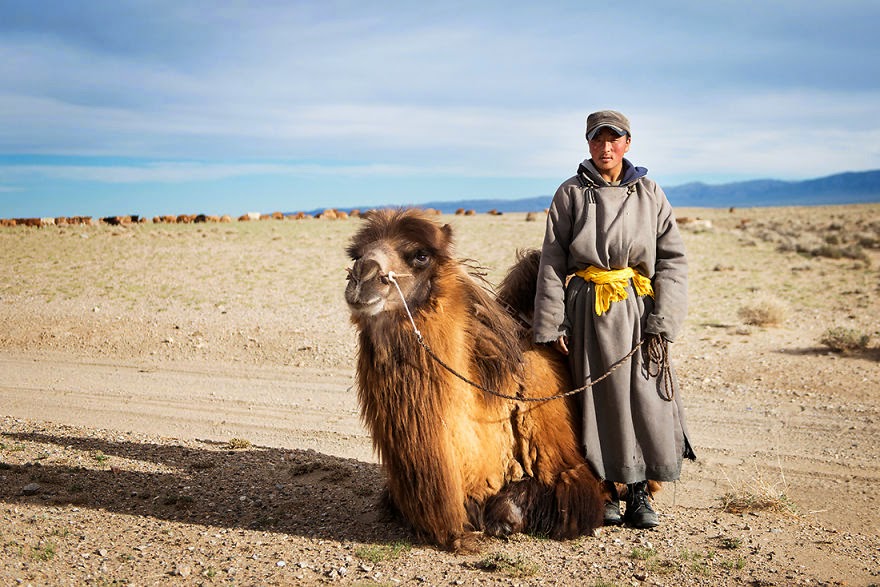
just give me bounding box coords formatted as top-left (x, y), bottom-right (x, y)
top-left (440, 224), bottom-right (455, 256)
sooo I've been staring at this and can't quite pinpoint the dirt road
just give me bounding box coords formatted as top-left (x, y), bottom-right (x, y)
top-left (2, 206), bottom-right (879, 585)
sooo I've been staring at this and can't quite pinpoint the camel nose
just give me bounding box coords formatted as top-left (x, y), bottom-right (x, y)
top-left (350, 256), bottom-right (382, 284)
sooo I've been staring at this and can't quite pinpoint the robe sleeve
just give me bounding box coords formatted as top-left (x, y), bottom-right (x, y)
top-left (533, 183), bottom-right (574, 343)
top-left (645, 186), bottom-right (688, 341)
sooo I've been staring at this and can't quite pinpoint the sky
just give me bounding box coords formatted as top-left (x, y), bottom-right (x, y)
top-left (1, 0), bottom-right (879, 219)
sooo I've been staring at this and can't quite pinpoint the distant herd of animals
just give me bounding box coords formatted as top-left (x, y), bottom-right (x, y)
top-left (0, 207), bottom-right (529, 228)
top-left (0, 208), bottom-right (719, 234)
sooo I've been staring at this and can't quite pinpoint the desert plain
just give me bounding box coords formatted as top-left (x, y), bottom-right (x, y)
top-left (1, 203), bottom-right (879, 586)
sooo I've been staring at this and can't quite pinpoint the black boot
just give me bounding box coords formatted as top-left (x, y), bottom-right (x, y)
top-left (603, 481), bottom-right (623, 526)
top-left (624, 481), bottom-right (659, 529)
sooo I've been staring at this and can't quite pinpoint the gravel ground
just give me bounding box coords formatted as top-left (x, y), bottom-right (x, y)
top-left (1, 205), bottom-right (879, 586)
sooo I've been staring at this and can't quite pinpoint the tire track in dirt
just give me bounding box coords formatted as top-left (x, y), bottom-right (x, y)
top-left (0, 356), bottom-right (374, 462)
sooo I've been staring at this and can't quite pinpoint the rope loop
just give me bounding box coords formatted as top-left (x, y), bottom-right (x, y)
top-left (645, 334), bottom-right (675, 401)
top-left (386, 271), bottom-right (422, 340)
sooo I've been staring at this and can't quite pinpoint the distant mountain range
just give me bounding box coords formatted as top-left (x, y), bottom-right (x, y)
top-left (662, 169), bottom-right (880, 208)
top-left (313, 169), bottom-right (880, 215)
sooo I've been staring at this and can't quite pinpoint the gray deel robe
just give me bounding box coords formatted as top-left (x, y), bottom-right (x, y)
top-left (534, 158), bottom-right (696, 484)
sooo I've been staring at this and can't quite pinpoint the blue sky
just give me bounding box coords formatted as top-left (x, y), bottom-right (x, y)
top-left (1, 0), bottom-right (878, 218)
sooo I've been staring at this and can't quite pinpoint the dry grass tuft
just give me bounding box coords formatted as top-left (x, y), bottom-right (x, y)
top-left (810, 243), bottom-right (870, 264)
top-left (737, 296), bottom-right (787, 327)
top-left (820, 327), bottom-right (871, 353)
top-left (721, 490), bottom-right (796, 516)
top-left (354, 541), bottom-right (411, 563)
top-left (225, 437), bottom-right (253, 450)
top-left (720, 465), bottom-right (797, 516)
top-left (470, 553), bottom-right (540, 578)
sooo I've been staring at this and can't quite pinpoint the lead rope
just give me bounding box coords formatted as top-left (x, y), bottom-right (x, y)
top-left (385, 271), bottom-right (671, 404)
top-left (386, 271), bottom-right (421, 338)
top-left (645, 334), bottom-right (675, 401)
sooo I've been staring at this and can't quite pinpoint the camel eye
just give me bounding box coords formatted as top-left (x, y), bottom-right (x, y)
top-left (411, 251), bottom-right (430, 267)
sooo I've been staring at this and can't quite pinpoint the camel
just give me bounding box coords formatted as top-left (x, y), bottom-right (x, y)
top-left (345, 208), bottom-right (605, 551)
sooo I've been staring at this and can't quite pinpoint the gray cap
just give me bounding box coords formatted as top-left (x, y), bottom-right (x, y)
top-left (586, 110), bottom-right (631, 140)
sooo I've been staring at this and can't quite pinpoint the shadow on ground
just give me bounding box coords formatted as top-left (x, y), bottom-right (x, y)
top-left (0, 430), bottom-right (409, 546)
top-left (778, 346), bottom-right (880, 362)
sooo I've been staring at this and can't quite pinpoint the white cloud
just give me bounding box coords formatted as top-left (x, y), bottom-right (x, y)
top-left (631, 88), bottom-right (880, 180)
top-left (0, 0), bottom-right (878, 195)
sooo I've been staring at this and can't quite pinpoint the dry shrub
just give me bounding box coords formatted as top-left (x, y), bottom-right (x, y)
top-left (721, 489), bottom-right (796, 516)
top-left (720, 465), bottom-right (796, 516)
top-left (759, 218), bottom-right (872, 265)
top-left (820, 327), bottom-right (871, 353)
top-left (856, 233), bottom-right (878, 248)
top-left (811, 243), bottom-right (868, 263)
top-left (225, 437), bottom-right (252, 450)
top-left (737, 296), bottom-right (786, 327)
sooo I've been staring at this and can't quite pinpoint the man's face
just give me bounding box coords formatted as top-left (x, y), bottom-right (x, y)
top-left (588, 127), bottom-right (631, 181)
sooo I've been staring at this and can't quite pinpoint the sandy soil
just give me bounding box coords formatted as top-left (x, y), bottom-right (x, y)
top-left (1, 205), bottom-right (879, 586)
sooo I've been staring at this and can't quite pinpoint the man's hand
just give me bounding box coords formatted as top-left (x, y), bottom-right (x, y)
top-left (554, 335), bottom-right (569, 355)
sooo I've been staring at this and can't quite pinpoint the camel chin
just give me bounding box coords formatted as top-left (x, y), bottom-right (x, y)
top-left (348, 298), bottom-right (386, 317)
top-left (345, 279), bottom-right (389, 317)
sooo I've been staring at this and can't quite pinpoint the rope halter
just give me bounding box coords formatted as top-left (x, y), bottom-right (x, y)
top-left (384, 271), bottom-right (421, 340)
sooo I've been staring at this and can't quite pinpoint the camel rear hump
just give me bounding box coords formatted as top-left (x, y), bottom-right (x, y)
top-left (496, 249), bottom-right (542, 327)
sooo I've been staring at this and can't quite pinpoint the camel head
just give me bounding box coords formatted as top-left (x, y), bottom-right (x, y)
top-left (345, 208), bottom-right (454, 320)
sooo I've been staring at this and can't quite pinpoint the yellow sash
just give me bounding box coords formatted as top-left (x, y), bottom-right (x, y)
top-left (573, 266), bottom-right (654, 316)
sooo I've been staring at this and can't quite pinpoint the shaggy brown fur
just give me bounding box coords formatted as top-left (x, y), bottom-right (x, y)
top-left (345, 208), bottom-right (605, 551)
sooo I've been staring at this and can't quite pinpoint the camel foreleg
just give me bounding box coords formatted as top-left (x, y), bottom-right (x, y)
top-left (483, 463), bottom-right (604, 539)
